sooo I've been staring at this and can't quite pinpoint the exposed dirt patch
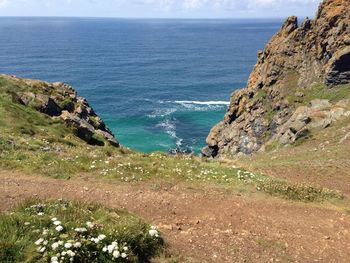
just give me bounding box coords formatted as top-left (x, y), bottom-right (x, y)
top-left (1, 171), bottom-right (350, 262)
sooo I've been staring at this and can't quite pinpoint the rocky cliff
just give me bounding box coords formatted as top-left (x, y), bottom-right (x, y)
top-left (203, 0), bottom-right (350, 158)
top-left (3, 75), bottom-right (120, 147)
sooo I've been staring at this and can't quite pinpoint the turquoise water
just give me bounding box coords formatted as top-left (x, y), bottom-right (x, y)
top-left (0, 17), bottom-right (281, 153)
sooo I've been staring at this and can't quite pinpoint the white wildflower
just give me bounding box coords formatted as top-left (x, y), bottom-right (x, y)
top-left (51, 256), bottom-right (59, 263)
top-left (73, 242), bottom-right (82, 248)
top-left (121, 252), bottom-right (127, 258)
top-left (51, 217), bottom-right (58, 221)
top-left (55, 225), bottom-right (64, 232)
top-left (98, 234), bottom-right (106, 240)
top-left (91, 237), bottom-right (100, 244)
top-left (37, 212), bottom-right (44, 216)
top-left (113, 250), bottom-right (120, 258)
top-left (123, 246), bottom-right (128, 251)
top-left (66, 250), bottom-right (75, 257)
top-left (35, 238), bottom-right (44, 246)
top-left (53, 220), bottom-right (61, 226)
top-left (64, 242), bottom-right (72, 249)
top-left (112, 241), bottom-right (118, 246)
top-left (149, 226), bottom-right (159, 237)
top-left (74, 227), bottom-right (87, 233)
top-left (107, 244), bottom-right (117, 253)
top-left (86, 221), bottom-right (94, 228)
top-left (51, 242), bottom-right (60, 250)
top-left (24, 222), bottom-right (30, 226)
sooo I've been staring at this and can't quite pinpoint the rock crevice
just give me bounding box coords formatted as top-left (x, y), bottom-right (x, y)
top-left (10, 76), bottom-right (119, 147)
top-left (203, 0), bottom-right (350, 158)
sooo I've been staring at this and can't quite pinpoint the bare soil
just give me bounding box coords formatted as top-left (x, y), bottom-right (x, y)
top-left (1, 171), bottom-right (350, 263)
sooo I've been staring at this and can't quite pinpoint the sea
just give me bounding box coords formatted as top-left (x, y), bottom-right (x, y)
top-left (0, 17), bottom-right (282, 153)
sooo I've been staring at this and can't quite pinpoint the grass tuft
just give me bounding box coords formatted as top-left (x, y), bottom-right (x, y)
top-left (0, 200), bottom-right (164, 263)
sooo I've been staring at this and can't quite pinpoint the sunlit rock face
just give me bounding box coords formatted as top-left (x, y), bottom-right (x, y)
top-left (203, 0), bottom-right (350, 158)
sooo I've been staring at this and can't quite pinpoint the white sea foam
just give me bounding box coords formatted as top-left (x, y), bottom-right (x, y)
top-left (174, 100), bottom-right (230, 106)
top-left (156, 119), bottom-right (183, 147)
top-left (146, 100), bottom-right (229, 119)
top-left (146, 108), bottom-right (177, 118)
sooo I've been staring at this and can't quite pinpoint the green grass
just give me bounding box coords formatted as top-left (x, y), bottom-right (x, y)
top-left (256, 179), bottom-right (343, 202)
top-left (0, 74), bottom-right (345, 202)
top-left (256, 89), bottom-right (267, 99)
top-left (0, 200), bottom-right (164, 263)
top-left (285, 77), bottom-right (350, 107)
top-left (301, 83), bottom-right (350, 104)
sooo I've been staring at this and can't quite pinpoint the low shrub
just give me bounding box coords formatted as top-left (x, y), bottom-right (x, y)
top-left (0, 200), bottom-right (164, 263)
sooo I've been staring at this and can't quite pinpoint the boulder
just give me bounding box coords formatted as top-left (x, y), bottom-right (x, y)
top-left (60, 111), bottom-right (94, 143)
top-left (16, 92), bottom-right (35, 106)
top-left (201, 146), bottom-right (218, 158)
top-left (310, 99), bottom-right (332, 110)
top-left (281, 16), bottom-right (298, 35)
top-left (35, 94), bottom-right (62, 116)
top-left (277, 107), bottom-right (311, 144)
top-left (96, 130), bottom-right (120, 147)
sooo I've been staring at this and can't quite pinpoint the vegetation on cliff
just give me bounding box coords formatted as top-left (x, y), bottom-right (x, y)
top-left (203, 0), bottom-right (350, 158)
top-left (0, 74), bottom-right (344, 203)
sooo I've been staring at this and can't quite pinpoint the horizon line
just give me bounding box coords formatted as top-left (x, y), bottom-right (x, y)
top-left (0, 15), bottom-right (308, 20)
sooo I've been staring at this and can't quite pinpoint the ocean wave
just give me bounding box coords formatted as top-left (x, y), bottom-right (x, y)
top-left (156, 119), bottom-right (183, 147)
top-left (174, 100), bottom-right (230, 105)
top-left (172, 100), bottom-right (229, 111)
top-left (146, 108), bottom-right (177, 118)
top-left (146, 100), bottom-right (229, 119)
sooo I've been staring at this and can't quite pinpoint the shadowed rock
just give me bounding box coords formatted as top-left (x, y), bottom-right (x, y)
top-left (8, 75), bottom-right (120, 148)
top-left (203, 0), bottom-right (350, 158)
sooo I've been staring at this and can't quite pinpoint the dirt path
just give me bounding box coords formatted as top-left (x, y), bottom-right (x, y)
top-left (1, 171), bottom-right (350, 263)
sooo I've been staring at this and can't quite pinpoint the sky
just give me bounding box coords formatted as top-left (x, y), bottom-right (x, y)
top-left (0, 0), bottom-right (322, 18)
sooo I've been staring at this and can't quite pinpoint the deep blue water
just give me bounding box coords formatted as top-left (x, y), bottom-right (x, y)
top-left (0, 17), bottom-right (281, 153)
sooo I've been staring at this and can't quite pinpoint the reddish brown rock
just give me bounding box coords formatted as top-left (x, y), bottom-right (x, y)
top-left (203, 0), bottom-right (350, 158)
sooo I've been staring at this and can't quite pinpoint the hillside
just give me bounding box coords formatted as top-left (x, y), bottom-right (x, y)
top-left (203, 0), bottom-right (350, 158)
top-left (1, 0), bottom-right (350, 262)
top-left (1, 74), bottom-right (350, 262)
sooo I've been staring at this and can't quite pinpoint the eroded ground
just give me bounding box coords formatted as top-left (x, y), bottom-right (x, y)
top-left (1, 171), bottom-right (349, 263)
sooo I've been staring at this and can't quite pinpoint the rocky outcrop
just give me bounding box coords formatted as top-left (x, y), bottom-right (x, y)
top-left (275, 99), bottom-right (350, 145)
top-left (10, 75), bottom-right (119, 147)
top-left (203, 0), bottom-right (350, 158)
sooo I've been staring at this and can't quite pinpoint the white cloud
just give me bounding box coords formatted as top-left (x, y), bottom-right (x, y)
top-left (0, 0), bottom-right (322, 17)
top-left (123, 0), bottom-right (321, 12)
top-left (0, 0), bottom-right (9, 8)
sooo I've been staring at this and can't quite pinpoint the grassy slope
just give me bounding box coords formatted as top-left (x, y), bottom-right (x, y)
top-left (235, 115), bottom-right (350, 195)
top-left (257, 71), bottom-right (350, 131)
top-left (1, 74), bottom-right (350, 262)
top-left (0, 74), bottom-right (346, 202)
top-left (234, 76), bottom-right (350, 195)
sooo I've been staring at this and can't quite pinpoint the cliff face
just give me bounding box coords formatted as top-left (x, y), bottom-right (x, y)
top-left (3, 75), bottom-right (120, 147)
top-left (203, 0), bottom-right (350, 158)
